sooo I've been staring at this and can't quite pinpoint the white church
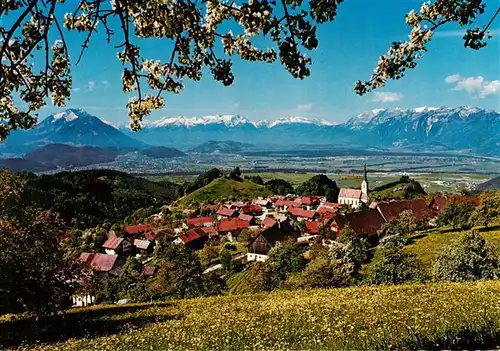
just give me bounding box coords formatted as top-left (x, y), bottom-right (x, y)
top-left (338, 164), bottom-right (369, 208)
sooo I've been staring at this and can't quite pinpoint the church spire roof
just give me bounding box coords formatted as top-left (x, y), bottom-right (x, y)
top-left (363, 163), bottom-right (368, 182)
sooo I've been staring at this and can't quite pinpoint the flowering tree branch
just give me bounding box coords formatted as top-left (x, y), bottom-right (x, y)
top-left (0, 0), bottom-right (498, 141)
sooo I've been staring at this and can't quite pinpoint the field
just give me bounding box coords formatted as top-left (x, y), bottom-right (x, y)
top-left (3, 281), bottom-right (500, 350)
top-left (174, 178), bottom-right (272, 208)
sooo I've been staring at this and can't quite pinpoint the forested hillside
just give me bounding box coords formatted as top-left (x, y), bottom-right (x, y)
top-left (18, 170), bottom-right (183, 228)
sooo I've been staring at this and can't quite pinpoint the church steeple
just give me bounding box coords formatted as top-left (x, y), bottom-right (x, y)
top-left (361, 163), bottom-right (368, 195)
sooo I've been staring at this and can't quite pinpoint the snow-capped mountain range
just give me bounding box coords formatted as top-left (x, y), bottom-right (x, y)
top-left (0, 106), bottom-right (499, 155)
top-left (137, 114), bottom-right (337, 129)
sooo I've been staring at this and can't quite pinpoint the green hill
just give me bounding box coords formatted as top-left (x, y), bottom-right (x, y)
top-left (370, 176), bottom-right (426, 201)
top-left (175, 177), bottom-right (272, 208)
top-left (4, 280), bottom-right (500, 350)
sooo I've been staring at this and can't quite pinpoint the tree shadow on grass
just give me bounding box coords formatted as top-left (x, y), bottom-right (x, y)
top-left (406, 233), bottom-right (429, 245)
top-left (0, 302), bottom-right (180, 348)
top-left (478, 225), bottom-right (500, 233)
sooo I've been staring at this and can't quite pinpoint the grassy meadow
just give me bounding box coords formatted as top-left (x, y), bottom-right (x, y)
top-left (3, 281), bottom-right (500, 350)
top-left (406, 226), bottom-right (500, 271)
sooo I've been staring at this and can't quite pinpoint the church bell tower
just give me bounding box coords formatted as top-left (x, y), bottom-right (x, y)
top-left (361, 163), bottom-right (368, 196)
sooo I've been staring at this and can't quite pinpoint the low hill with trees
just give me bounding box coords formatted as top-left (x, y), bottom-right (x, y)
top-left (370, 175), bottom-right (426, 201)
top-left (295, 174), bottom-right (340, 202)
top-left (475, 176), bottom-right (500, 192)
top-left (17, 169), bottom-right (183, 228)
top-left (175, 178), bottom-right (272, 209)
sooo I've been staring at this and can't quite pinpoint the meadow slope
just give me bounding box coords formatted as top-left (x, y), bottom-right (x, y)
top-left (4, 281), bottom-right (500, 350)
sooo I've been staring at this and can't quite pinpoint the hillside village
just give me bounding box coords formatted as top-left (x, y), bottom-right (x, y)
top-left (74, 166), bottom-right (490, 306)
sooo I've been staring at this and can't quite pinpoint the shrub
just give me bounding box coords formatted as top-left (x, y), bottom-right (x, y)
top-left (432, 230), bottom-right (500, 282)
top-left (248, 262), bottom-right (280, 292)
top-left (368, 235), bottom-right (425, 285)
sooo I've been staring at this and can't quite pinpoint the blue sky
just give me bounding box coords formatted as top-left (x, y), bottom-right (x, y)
top-left (27, 0), bottom-right (500, 123)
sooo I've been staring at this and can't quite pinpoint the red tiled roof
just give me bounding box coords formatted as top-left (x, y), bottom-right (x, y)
top-left (305, 221), bottom-right (320, 234)
top-left (288, 207), bottom-right (316, 219)
top-left (334, 209), bottom-right (386, 237)
top-left (217, 208), bottom-right (237, 217)
top-left (124, 224), bottom-right (152, 235)
top-left (178, 229), bottom-right (204, 244)
top-left (145, 231), bottom-right (158, 241)
top-left (339, 188), bottom-right (362, 199)
top-left (317, 206), bottom-right (337, 214)
top-left (89, 253), bottom-right (118, 272)
top-left (297, 196), bottom-right (321, 205)
top-left (200, 226), bottom-right (219, 237)
top-left (241, 204), bottom-right (263, 214)
top-left (79, 252), bottom-right (95, 264)
top-left (238, 213), bottom-right (254, 222)
top-left (143, 266), bottom-right (156, 276)
top-left (253, 199), bottom-right (270, 206)
top-left (275, 199), bottom-right (299, 207)
top-left (377, 199), bottom-right (435, 222)
top-left (217, 218), bottom-right (250, 232)
top-left (262, 217), bottom-right (277, 229)
top-left (185, 216), bottom-right (214, 227)
top-left (134, 239), bottom-right (152, 250)
top-left (323, 202), bottom-right (342, 208)
top-left (102, 237), bottom-right (124, 250)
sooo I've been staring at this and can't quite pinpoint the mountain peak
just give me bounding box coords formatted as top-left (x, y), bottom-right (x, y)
top-left (145, 114), bottom-right (251, 128)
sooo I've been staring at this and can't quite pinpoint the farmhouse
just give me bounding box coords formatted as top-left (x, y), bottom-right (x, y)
top-left (216, 207), bottom-right (237, 219)
top-left (174, 228), bottom-right (208, 250)
top-left (332, 209), bottom-right (386, 240)
top-left (288, 207), bottom-right (317, 221)
top-left (376, 199), bottom-right (435, 223)
top-left (134, 239), bottom-right (155, 255)
top-left (185, 216), bottom-right (214, 228)
top-left (217, 218), bottom-right (250, 237)
top-left (102, 237), bottom-right (132, 255)
top-left (246, 221), bottom-right (299, 262)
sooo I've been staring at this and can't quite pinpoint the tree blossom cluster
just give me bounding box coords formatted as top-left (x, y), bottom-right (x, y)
top-left (355, 0), bottom-right (498, 95)
top-left (0, 0), bottom-right (497, 140)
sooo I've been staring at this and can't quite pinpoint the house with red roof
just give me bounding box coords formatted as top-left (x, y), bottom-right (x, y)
top-left (199, 226), bottom-right (219, 238)
top-left (331, 209), bottom-right (386, 242)
top-left (143, 266), bottom-right (156, 277)
top-left (238, 213), bottom-right (255, 225)
top-left (241, 204), bottom-right (263, 215)
top-left (230, 201), bottom-right (248, 209)
top-left (262, 216), bottom-right (277, 229)
top-left (174, 228), bottom-right (208, 250)
top-left (79, 252), bottom-right (122, 274)
top-left (216, 207), bottom-right (237, 219)
top-left (304, 221), bottom-right (320, 235)
top-left (288, 207), bottom-right (317, 221)
top-left (295, 196), bottom-right (321, 210)
top-left (316, 206), bottom-right (338, 215)
top-left (102, 237), bottom-right (132, 255)
top-left (134, 239), bottom-right (155, 255)
top-left (217, 218), bottom-right (250, 237)
top-left (185, 216), bottom-right (214, 228)
top-left (376, 199), bottom-right (436, 223)
top-left (124, 224), bottom-right (152, 235)
top-left (274, 199), bottom-right (299, 212)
